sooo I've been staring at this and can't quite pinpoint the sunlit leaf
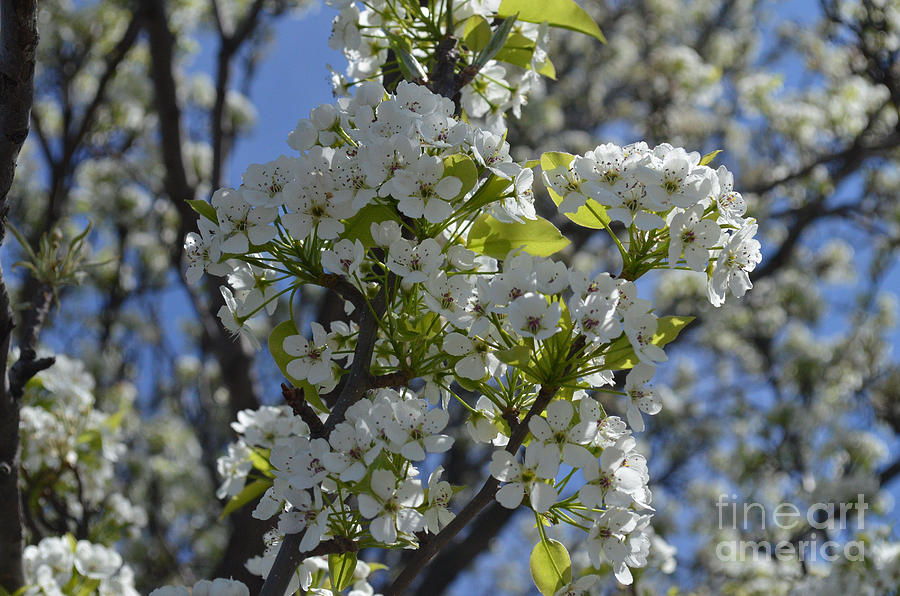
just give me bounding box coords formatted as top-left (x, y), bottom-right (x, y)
top-left (498, 0), bottom-right (605, 42)
top-left (467, 214), bottom-right (569, 259)
top-left (529, 539), bottom-right (572, 596)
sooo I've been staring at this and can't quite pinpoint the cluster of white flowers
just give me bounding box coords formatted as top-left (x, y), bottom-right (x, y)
top-left (324, 0), bottom-right (551, 131)
top-left (543, 142), bottom-right (762, 307)
top-left (185, 81), bottom-right (759, 590)
top-left (149, 578), bottom-right (249, 596)
top-left (246, 541), bottom-right (384, 595)
top-left (219, 389), bottom-right (454, 551)
top-left (23, 536), bottom-right (139, 596)
top-left (18, 356), bottom-right (147, 538)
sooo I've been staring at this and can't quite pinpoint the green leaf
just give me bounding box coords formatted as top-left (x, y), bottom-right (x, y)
top-left (76, 429), bottom-right (102, 450)
top-left (540, 152), bottom-right (610, 229)
top-left (249, 448), bottom-right (274, 478)
top-left (463, 15), bottom-right (492, 52)
top-left (443, 154), bottom-right (479, 201)
top-left (75, 578), bottom-right (102, 596)
top-left (529, 539), bottom-right (572, 596)
top-left (498, 0), bottom-right (605, 42)
top-left (467, 214), bottom-right (569, 259)
top-left (187, 199), bottom-right (218, 224)
top-left (604, 316), bottom-right (695, 370)
top-left (220, 477), bottom-right (272, 519)
top-left (475, 15), bottom-right (518, 69)
top-left (268, 320), bottom-right (329, 412)
top-left (494, 34), bottom-right (556, 79)
top-left (342, 204), bottom-right (398, 248)
top-left (699, 149), bottom-right (722, 166)
top-left (329, 552), bottom-right (358, 592)
top-left (496, 345), bottom-right (532, 367)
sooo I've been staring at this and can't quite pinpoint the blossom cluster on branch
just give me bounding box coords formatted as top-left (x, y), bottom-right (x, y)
top-left (179, 77), bottom-right (760, 593)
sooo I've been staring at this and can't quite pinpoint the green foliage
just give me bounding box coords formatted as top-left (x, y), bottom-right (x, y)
top-left (220, 478), bottom-right (272, 519)
top-left (496, 345), bottom-right (532, 367)
top-left (699, 149), bottom-right (722, 166)
top-left (463, 16), bottom-right (492, 52)
top-left (187, 199), bottom-right (218, 224)
top-left (474, 15), bottom-right (518, 69)
top-left (328, 552), bottom-right (358, 592)
top-left (341, 205), bottom-right (398, 248)
top-left (443, 154), bottom-right (479, 201)
top-left (494, 33), bottom-right (557, 78)
top-left (529, 538), bottom-right (572, 596)
top-left (466, 213), bottom-right (569, 259)
top-left (498, 0), bottom-right (606, 42)
top-left (604, 316), bottom-right (695, 370)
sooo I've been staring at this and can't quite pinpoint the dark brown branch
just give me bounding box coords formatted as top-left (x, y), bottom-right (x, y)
top-left (260, 283), bottom-right (389, 596)
top-left (281, 383), bottom-right (325, 437)
top-left (0, 0), bottom-right (38, 211)
top-left (0, 2), bottom-right (39, 587)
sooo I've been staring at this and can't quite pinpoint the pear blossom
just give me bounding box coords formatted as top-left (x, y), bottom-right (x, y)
top-left (668, 204), bottom-right (721, 271)
top-left (281, 177), bottom-right (354, 240)
top-left (385, 399), bottom-right (453, 461)
top-left (508, 293), bottom-right (562, 341)
top-left (276, 486), bottom-right (330, 551)
top-left (391, 155), bottom-right (462, 223)
top-left (241, 155), bottom-right (298, 207)
top-left (527, 400), bottom-right (594, 468)
top-left (443, 330), bottom-right (503, 380)
top-left (211, 188), bottom-right (277, 253)
top-left (489, 442), bottom-right (559, 512)
top-left (322, 238), bottom-right (365, 277)
top-left (466, 396), bottom-right (509, 446)
top-left (217, 286), bottom-right (261, 350)
top-left (635, 147), bottom-right (707, 210)
top-left (423, 466), bottom-right (455, 534)
top-left (357, 469), bottom-right (425, 544)
top-left (283, 322), bottom-right (335, 385)
top-left (708, 222), bottom-right (762, 307)
top-left (623, 363), bottom-right (662, 432)
top-left (543, 161), bottom-right (590, 214)
top-left (623, 306), bottom-right (668, 363)
top-left (323, 418), bottom-right (382, 482)
top-left (386, 238), bottom-right (442, 283)
top-left (184, 218), bottom-right (228, 284)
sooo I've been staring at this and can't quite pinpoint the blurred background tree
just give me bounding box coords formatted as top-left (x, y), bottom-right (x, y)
top-left (2, 0), bottom-right (900, 593)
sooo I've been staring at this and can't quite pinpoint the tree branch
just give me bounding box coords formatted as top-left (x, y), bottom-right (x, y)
top-left (259, 282), bottom-right (389, 596)
top-left (0, 0), bottom-right (39, 589)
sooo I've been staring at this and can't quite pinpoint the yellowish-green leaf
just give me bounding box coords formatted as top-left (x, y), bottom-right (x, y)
top-left (463, 15), bottom-right (492, 52)
top-left (494, 34), bottom-right (556, 79)
top-left (699, 149), bottom-right (722, 166)
top-left (268, 320), bottom-right (329, 412)
top-left (498, 0), bottom-right (605, 42)
top-left (75, 579), bottom-right (101, 596)
top-left (329, 552), bottom-right (358, 592)
top-left (540, 152), bottom-right (610, 229)
top-left (496, 345), bottom-right (532, 367)
top-left (443, 154), bottom-right (479, 201)
top-left (467, 214), bottom-right (569, 259)
top-left (529, 539), bottom-right (572, 596)
top-left (220, 478), bottom-right (272, 519)
top-left (249, 448), bottom-right (274, 478)
top-left (342, 204), bottom-right (398, 249)
top-left (475, 15), bottom-right (519, 68)
top-left (604, 316), bottom-right (695, 370)
top-left (187, 199), bottom-right (218, 224)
